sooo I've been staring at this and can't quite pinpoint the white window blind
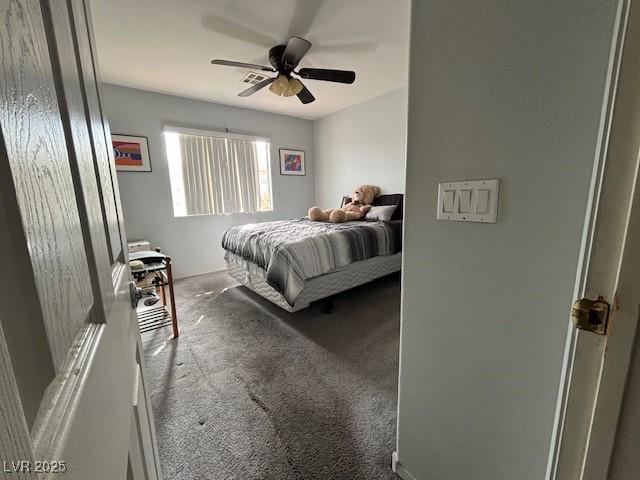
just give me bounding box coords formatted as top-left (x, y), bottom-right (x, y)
top-left (164, 127), bottom-right (272, 216)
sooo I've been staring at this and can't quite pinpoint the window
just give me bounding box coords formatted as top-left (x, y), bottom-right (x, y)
top-left (164, 126), bottom-right (272, 216)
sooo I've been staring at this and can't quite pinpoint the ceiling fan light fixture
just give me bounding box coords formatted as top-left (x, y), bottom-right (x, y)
top-left (284, 77), bottom-right (303, 97)
top-left (268, 82), bottom-right (280, 96)
top-left (269, 74), bottom-right (290, 96)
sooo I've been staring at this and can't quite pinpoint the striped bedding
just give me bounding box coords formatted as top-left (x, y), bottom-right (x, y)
top-left (222, 218), bottom-right (401, 305)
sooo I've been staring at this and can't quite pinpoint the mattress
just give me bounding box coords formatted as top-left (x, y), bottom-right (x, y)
top-left (222, 218), bottom-right (401, 305)
top-left (226, 252), bottom-right (402, 312)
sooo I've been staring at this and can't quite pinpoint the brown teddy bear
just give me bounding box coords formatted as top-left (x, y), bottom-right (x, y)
top-left (308, 185), bottom-right (380, 223)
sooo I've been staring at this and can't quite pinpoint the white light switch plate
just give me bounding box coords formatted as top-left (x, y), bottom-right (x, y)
top-left (437, 179), bottom-right (500, 223)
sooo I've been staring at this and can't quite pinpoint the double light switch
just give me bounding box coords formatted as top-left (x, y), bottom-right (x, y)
top-left (437, 179), bottom-right (499, 223)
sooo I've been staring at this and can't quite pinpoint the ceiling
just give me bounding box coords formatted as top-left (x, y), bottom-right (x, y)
top-left (89, 0), bottom-right (410, 120)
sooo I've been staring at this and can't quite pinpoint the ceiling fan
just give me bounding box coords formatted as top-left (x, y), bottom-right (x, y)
top-left (211, 36), bottom-right (356, 104)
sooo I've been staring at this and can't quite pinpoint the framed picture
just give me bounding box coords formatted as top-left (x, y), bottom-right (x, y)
top-left (112, 134), bottom-right (151, 172)
top-left (279, 148), bottom-right (306, 176)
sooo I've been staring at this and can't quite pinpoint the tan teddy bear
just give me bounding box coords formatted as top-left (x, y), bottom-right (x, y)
top-left (308, 185), bottom-right (380, 223)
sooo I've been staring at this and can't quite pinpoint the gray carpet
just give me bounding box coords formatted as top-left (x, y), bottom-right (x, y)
top-left (142, 270), bottom-right (400, 480)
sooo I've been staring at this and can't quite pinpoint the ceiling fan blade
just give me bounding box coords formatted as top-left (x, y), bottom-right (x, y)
top-left (282, 36), bottom-right (312, 70)
top-left (297, 68), bottom-right (355, 84)
top-left (297, 83), bottom-right (315, 104)
top-left (211, 59), bottom-right (275, 72)
top-left (202, 14), bottom-right (278, 47)
top-left (287, 0), bottom-right (326, 37)
top-left (238, 77), bottom-right (275, 97)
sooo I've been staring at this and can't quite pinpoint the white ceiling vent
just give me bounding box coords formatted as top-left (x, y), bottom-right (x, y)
top-left (241, 71), bottom-right (270, 85)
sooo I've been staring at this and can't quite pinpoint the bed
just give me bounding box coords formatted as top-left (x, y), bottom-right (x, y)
top-left (222, 194), bottom-right (404, 312)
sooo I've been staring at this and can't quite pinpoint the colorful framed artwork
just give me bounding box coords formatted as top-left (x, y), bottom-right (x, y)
top-left (112, 134), bottom-right (151, 172)
top-left (279, 148), bottom-right (306, 176)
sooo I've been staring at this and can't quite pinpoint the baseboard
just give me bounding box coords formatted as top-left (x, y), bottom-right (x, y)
top-left (392, 451), bottom-right (419, 480)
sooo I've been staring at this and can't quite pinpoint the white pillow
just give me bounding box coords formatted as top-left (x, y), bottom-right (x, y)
top-left (365, 205), bottom-right (397, 221)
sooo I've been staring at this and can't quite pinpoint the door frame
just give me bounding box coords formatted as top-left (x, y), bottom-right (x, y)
top-left (0, 0), bottom-right (161, 478)
top-left (548, 0), bottom-right (640, 478)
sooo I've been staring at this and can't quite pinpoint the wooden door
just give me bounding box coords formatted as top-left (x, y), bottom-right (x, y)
top-left (549, 1), bottom-right (640, 479)
top-left (0, 0), bottom-right (161, 478)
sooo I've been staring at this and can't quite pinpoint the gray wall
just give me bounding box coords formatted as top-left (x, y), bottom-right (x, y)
top-left (396, 2), bottom-right (618, 480)
top-left (313, 88), bottom-right (407, 206)
top-left (103, 84), bottom-right (314, 277)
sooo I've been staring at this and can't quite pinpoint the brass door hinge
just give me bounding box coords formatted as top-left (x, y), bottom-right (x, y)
top-left (571, 296), bottom-right (610, 335)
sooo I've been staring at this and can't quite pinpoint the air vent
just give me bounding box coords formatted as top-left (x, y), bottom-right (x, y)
top-left (241, 71), bottom-right (269, 85)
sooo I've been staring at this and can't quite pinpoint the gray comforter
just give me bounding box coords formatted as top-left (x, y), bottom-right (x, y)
top-left (222, 218), bottom-right (401, 305)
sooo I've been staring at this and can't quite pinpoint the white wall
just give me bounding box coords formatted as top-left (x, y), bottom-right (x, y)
top-left (102, 84), bottom-right (314, 277)
top-left (313, 88), bottom-right (407, 206)
top-left (396, 2), bottom-right (619, 480)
